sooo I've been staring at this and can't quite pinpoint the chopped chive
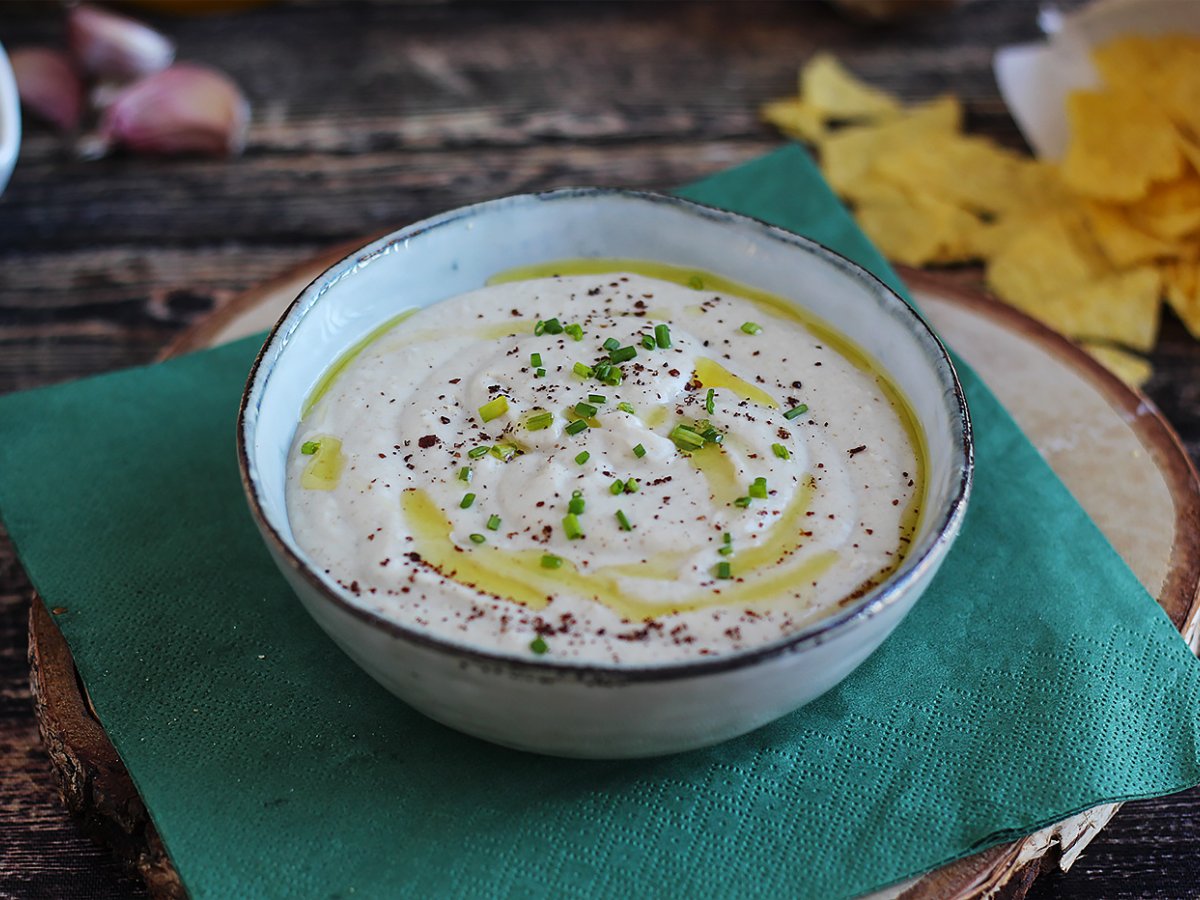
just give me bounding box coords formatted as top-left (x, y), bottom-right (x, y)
top-left (568, 492), bottom-right (585, 514)
top-left (573, 362), bottom-right (594, 378)
top-left (654, 323), bottom-right (671, 348)
top-left (487, 514), bottom-right (502, 531)
top-left (633, 443), bottom-right (646, 458)
top-left (468, 445), bottom-right (490, 459)
top-left (772, 442), bottom-right (791, 460)
top-left (490, 443), bottom-right (518, 461)
top-left (460, 493), bottom-right (476, 509)
top-left (469, 533), bottom-right (486, 544)
top-left (588, 393), bottom-right (606, 404)
top-left (300, 440), bottom-right (320, 455)
top-left (610, 479), bottom-right (625, 495)
top-left (602, 337), bottom-right (620, 352)
top-left (574, 450), bottom-right (590, 465)
top-left (540, 554), bottom-right (563, 570)
top-left (616, 401), bottom-right (635, 414)
top-left (565, 419), bottom-right (588, 436)
top-left (740, 321), bottom-right (763, 335)
top-left (616, 510), bottom-right (633, 531)
top-left (669, 424), bottom-right (706, 451)
top-left (719, 532), bottom-right (733, 556)
top-left (525, 411), bottom-right (554, 431)
top-left (749, 477), bottom-right (768, 499)
top-left (609, 345), bottom-right (637, 364)
top-left (542, 317), bottom-right (563, 335)
top-left (478, 395), bottom-right (509, 423)
top-left (784, 403), bottom-right (809, 420)
top-left (715, 561), bottom-right (732, 579)
top-left (700, 426), bottom-right (724, 445)
top-left (593, 363), bottom-right (613, 381)
top-left (458, 467), bottom-right (473, 482)
top-left (734, 496), bottom-right (752, 508)
top-left (530, 352), bottom-right (542, 368)
top-left (535, 367), bottom-right (546, 378)
top-left (705, 388), bottom-right (715, 414)
top-left (624, 478), bottom-right (639, 494)
top-left (565, 323), bottom-right (584, 341)
top-left (641, 334), bottom-right (656, 350)
top-left (687, 274), bottom-right (704, 290)
top-left (534, 320), bottom-right (546, 336)
top-left (563, 513), bottom-right (584, 539)
top-left (574, 402), bottom-right (598, 418)
top-left (530, 635), bottom-right (549, 654)
top-left (602, 368), bottom-right (623, 386)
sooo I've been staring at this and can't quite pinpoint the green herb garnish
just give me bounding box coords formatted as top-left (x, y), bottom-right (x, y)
top-left (478, 395), bottom-right (509, 423)
top-left (490, 443), bottom-right (519, 461)
top-left (458, 467), bottom-right (472, 482)
top-left (602, 337), bottom-right (620, 352)
top-left (565, 419), bottom-right (588, 436)
top-left (654, 323), bottom-right (671, 348)
top-left (469, 533), bottom-right (486, 544)
top-left (541, 317), bottom-right (564, 335)
top-left (468, 445), bottom-right (490, 459)
top-left (749, 477), bottom-right (768, 499)
top-left (568, 490), bottom-right (585, 515)
top-left (687, 275), bottom-right (704, 290)
top-left (610, 479), bottom-right (625, 495)
top-left (563, 513), bottom-right (584, 539)
top-left (641, 334), bottom-right (656, 350)
top-left (573, 402), bottom-right (598, 418)
top-left (460, 493), bottom-right (476, 509)
top-left (530, 635), bottom-right (549, 654)
top-left (525, 411), bottom-right (554, 431)
top-left (705, 388), bottom-right (715, 415)
top-left (616, 510), bottom-right (633, 531)
top-left (575, 451), bottom-right (590, 465)
top-left (740, 322), bottom-right (763, 335)
top-left (616, 401), bottom-right (635, 414)
top-left (300, 440), bottom-right (320, 455)
top-left (772, 443), bottom-right (790, 459)
top-left (487, 514), bottom-right (502, 531)
top-left (535, 367), bottom-right (546, 378)
top-left (783, 404), bottom-right (809, 420)
top-left (633, 443), bottom-right (646, 458)
top-left (540, 554), bottom-right (563, 570)
top-left (565, 323), bottom-right (584, 341)
top-left (715, 561), bottom-right (732, 579)
top-left (734, 496), bottom-right (752, 508)
top-left (669, 424), bottom-right (706, 452)
top-left (588, 393), bottom-right (606, 404)
top-left (624, 478), bottom-right (639, 494)
top-left (609, 345), bottom-right (637, 364)
top-left (574, 362), bottom-right (595, 379)
top-left (530, 352), bottom-right (542, 367)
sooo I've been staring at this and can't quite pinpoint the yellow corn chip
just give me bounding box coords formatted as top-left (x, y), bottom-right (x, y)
top-left (800, 53), bottom-right (901, 121)
top-left (1091, 35), bottom-right (1170, 88)
top-left (1163, 259), bottom-right (1200, 339)
top-left (1141, 41), bottom-right (1200, 143)
top-left (986, 214), bottom-right (1109, 309)
top-left (854, 189), bottom-right (983, 266)
top-left (820, 95), bottom-right (961, 199)
top-left (1006, 266), bottom-right (1161, 351)
top-left (1062, 89), bottom-right (1183, 202)
top-left (1083, 201), bottom-right (1184, 267)
top-left (759, 98), bottom-right (828, 144)
top-left (1080, 342), bottom-right (1153, 388)
top-left (1125, 171), bottom-right (1200, 240)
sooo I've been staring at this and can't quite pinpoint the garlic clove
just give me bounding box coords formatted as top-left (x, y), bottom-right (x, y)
top-left (11, 47), bottom-right (85, 132)
top-left (94, 63), bottom-right (250, 157)
top-left (68, 4), bottom-right (175, 82)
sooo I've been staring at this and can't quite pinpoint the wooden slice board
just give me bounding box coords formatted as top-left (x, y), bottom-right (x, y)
top-left (28, 258), bottom-right (1200, 900)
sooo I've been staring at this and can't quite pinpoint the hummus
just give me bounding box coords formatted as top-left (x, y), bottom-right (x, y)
top-left (286, 263), bottom-right (922, 665)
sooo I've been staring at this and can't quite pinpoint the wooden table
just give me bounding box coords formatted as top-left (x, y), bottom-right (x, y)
top-left (2, 2), bottom-right (1199, 897)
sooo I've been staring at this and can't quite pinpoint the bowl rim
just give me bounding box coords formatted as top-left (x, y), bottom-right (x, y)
top-left (238, 187), bottom-right (973, 684)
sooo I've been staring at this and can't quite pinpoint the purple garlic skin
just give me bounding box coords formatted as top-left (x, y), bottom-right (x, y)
top-left (11, 47), bottom-right (84, 132)
top-left (96, 63), bottom-right (250, 157)
top-left (68, 4), bottom-right (175, 82)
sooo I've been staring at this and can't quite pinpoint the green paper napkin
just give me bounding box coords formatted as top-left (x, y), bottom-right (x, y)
top-left (3, 146), bottom-right (1199, 900)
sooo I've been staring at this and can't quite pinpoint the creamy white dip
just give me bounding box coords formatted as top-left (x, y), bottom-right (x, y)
top-left (286, 269), bottom-right (921, 665)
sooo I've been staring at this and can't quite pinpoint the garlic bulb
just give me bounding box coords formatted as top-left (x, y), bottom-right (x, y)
top-left (68, 4), bottom-right (175, 81)
top-left (91, 64), bottom-right (250, 157)
top-left (11, 47), bottom-right (84, 132)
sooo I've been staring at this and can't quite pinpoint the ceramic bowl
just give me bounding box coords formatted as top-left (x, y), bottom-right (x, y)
top-left (238, 189), bottom-right (972, 758)
top-left (0, 43), bottom-right (21, 196)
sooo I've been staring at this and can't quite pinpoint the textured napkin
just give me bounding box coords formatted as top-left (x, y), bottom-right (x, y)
top-left (3, 146), bottom-right (1200, 900)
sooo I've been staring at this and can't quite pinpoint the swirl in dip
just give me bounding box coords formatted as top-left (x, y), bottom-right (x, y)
top-left (286, 263), bottom-right (922, 665)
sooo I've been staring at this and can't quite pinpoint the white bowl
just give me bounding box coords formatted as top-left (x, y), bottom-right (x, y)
top-left (0, 43), bottom-right (21, 195)
top-left (239, 189), bottom-right (972, 758)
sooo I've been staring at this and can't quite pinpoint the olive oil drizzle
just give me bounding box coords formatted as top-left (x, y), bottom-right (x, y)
top-left (300, 436), bottom-right (345, 490)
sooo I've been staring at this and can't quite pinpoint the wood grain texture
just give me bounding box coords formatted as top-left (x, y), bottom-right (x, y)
top-left (3, 1), bottom-right (1200, 897)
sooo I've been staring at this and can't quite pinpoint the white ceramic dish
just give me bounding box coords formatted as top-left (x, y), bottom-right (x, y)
top-left (238, 189), bottom-right (972, 758)
top-left (0, 43), bottom-right (21, 195)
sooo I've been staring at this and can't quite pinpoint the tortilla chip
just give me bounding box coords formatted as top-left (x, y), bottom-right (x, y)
top-left (801, 53), bottom-right (901, 121)
top-left (1081, 342), bottom-right (1153, 387)
top-left (1125, 172), bottom-right (1200, 240)
top-left (759, 98), bottom-right (828, 144)
top-left (1005, 266), bottom-right (1161, 351)
top-left (854, 189), bottom-right (983, 266)
top-left (1062, 89), bottom-right (1183, 202)
top-left (1083, 201), bottom-right (1184, 267)
top-left (1163, 259), bottom-right (1200, 340)
top-left (820, 95), bottom-right (961, 199)
top-left (1141, 40), bottom-right (1200, 143)
top-left (986, 214), bottom-right (1110, 309)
